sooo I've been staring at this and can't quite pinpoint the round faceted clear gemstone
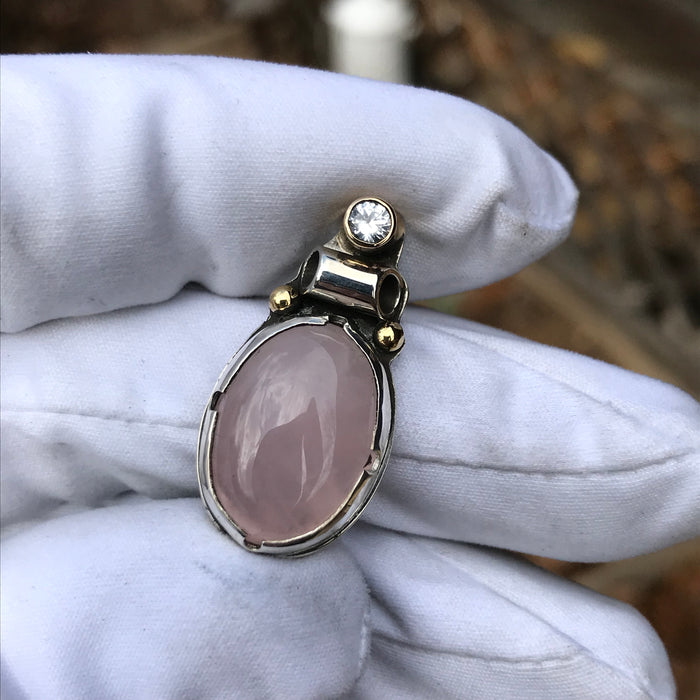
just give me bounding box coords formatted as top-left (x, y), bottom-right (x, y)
top-left (347, 200), bottom-right (393, 246)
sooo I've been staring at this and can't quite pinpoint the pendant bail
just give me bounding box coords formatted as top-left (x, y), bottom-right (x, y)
top-left (294, 197), bottom-right (408, 322)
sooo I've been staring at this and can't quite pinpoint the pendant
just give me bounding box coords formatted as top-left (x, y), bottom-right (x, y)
top-left (197, 198), bottom-right (408, 556)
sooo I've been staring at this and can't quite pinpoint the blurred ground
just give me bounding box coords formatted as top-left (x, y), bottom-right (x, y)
top-left (2, 0), bottom-right (698, 696)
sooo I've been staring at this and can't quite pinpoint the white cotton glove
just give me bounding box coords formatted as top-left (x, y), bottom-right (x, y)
top-left (1, 54), bottom-right (698, 700)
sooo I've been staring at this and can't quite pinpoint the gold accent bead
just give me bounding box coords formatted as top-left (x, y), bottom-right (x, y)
top-left (375, 322), bottom-right (405, 352)
top-left (268, 285), bottom-right (296, 312)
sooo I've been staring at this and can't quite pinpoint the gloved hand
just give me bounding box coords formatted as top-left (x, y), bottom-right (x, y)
top-left (1, 54), bottom-right (698, 700)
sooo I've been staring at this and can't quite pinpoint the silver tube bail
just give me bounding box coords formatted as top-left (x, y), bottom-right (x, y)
top-left (297, 197), bottom-right (408, 322)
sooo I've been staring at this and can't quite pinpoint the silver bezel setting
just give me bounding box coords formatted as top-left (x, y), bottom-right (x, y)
top-left (197, 315), bottom-right (394, 557)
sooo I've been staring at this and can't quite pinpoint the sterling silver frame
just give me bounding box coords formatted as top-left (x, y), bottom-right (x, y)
top-left (197, 314), bottom-right (394, 557)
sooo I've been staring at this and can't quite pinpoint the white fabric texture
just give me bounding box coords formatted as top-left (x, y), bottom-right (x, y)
top-left (1, 54), bottom-right (698, 700)
top-left (0, 54), bottom-right (575, 332)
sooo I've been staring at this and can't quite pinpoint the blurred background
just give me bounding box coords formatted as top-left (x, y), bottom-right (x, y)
top-left (2, 0), bottom-right (698, 695)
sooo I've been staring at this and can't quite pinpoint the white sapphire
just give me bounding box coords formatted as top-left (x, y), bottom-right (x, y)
top-left (347, 200), bottom-right (393, 246)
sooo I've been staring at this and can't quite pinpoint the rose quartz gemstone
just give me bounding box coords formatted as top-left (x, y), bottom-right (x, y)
top-left (210, 323), bottom-right (378, 544)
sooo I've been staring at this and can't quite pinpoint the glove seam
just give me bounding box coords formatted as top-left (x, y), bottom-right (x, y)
top-left (371, 630), bottom-right (577, 665)
top-left (370, 633), bottom-right (659, 700)
top-left (338, 539), bottom-right (373, 696)
top-left (2, 407), bottom-right (196, 431)
top-left (416, 318), bottom-right (698, 442)
top-left (391, 449), bottom-right (697, 477)
top-left (4, 408), bottom-right (695, 477)
top-left (417, 537), bottom-right (661, 700)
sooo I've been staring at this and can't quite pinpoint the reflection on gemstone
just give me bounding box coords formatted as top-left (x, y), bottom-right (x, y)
top-left (210, 323), bottom-right (378, 544)
top-left (347, 200), bottom-right (393, 245)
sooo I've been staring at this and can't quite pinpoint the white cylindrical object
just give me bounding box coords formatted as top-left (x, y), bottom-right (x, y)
top-left (325, 0), bottom-right (415, 84)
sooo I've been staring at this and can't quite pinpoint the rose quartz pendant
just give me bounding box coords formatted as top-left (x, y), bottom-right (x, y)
top-left (198, 198), bottom-right (408, 556)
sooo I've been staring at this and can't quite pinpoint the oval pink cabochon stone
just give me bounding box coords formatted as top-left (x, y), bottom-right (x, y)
top-left (210, 323), bottom-right (378, 545)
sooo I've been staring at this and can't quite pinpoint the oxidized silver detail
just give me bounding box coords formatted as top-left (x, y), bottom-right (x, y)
top-left (197, 315), bottom-right (393, 557)
top-left (197, 198), bottom-right (408, 557)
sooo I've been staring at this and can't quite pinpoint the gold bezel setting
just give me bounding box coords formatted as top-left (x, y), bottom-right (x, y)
top-left (343, 197), bottom-right (399, 251)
